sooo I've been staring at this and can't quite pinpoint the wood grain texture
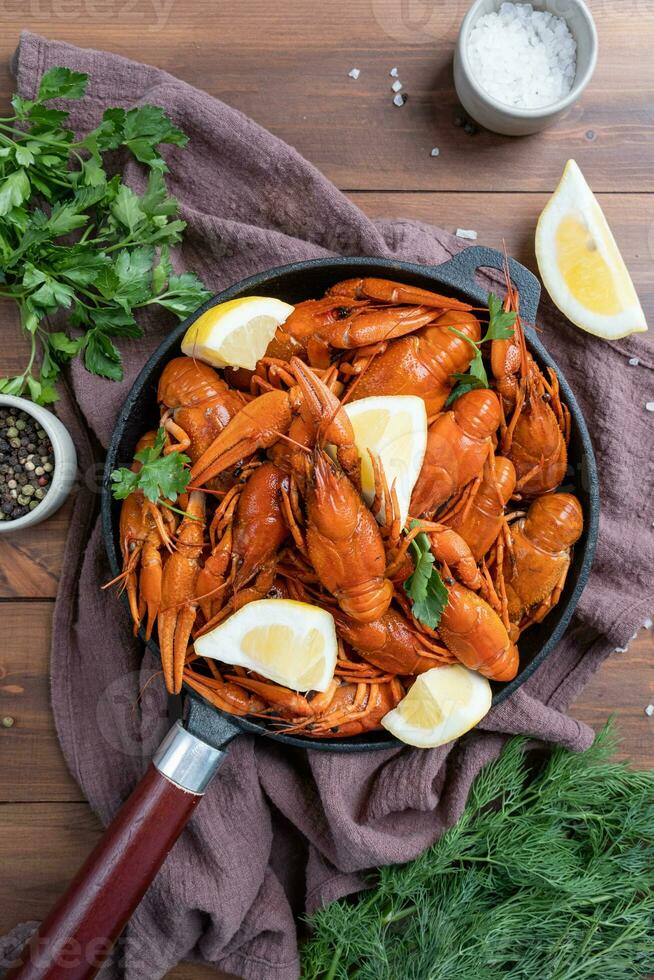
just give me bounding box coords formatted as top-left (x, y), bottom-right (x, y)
top-left (0, 2), bottom-right (652, 191)
top-left (0, 803), bottom-right (235, 979)
top-left (0, 604), bottom-right (81, 801)
top-left (6, 768), bottom-right (205, 980)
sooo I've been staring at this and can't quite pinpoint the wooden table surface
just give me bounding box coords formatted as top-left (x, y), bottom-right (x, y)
top-left (1, 3), bottom-right (652, 977)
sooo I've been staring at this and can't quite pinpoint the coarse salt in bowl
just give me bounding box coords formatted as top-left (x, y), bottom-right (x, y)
top-left (454, 0), bottom-right (598, 136)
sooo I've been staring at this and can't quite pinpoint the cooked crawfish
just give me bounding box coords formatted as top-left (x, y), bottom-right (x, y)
top-left (499, 492), bottom-right (583, 629)
top-left (268, 277), bottom-right (472, 370)
top-left (197, 461), bottom-right (290, 625)
top-left (104, 432), bottom-right (174, 638)
top-left (158, 357), bottom-right (245, 464)
top-left (190, 356), bottom-right (360, 489)
top-left (444, 455), bottom-right (516, 561)
top-left (344, 310), bottom-right (481, 414)
top-left (439, 582), bottom-right (519, 682)
top-left (492, 291), bottom-right (569, 496)
top-left (410, 388), bottom-right (502, 517)
top-left (157, 490), bottom-right (206, 694)
top-left (232, 672), bottom-right (405, 737)
top-left (303, 449), bottom-right (394, 623)
top-left (332, 606), bottom-right (454, 675)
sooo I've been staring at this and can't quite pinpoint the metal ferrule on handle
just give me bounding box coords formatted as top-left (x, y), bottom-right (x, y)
top-left (154, 720), bottom-right (226, 794)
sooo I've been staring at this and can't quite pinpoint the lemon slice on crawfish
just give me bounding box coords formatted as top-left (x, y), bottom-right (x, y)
top-left (181, 296), bottom-right (295, 370)
top-left (193, 599), bottom-right (338, 692)
top-left (381, 665), bottom-right (491, 748)
top-left (335, 395), bottom-right (427, 529)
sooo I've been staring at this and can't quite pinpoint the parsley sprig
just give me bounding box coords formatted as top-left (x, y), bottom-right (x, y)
top-left (0, 67), bottom-right (211, 404)
top-left (445, 292), bottom-right (517, 406)
top-left (403, 525), bottom-right (449, 629)
top-left (110, 426), bottom-right (192, 516)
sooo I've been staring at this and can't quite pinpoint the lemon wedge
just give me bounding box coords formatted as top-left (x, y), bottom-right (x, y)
top-left (381, 665), bottom-right (491, 748)
top-left (536, 160), bottom-right (647, 339)
top-left (181, 296), bottom-right (295, 370)
top-left (193, 599), bottom-right (337, 692)
top-left (341, 395), bottom-right (427, 528)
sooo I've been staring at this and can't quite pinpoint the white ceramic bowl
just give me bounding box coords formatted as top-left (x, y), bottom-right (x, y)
top-left (454, 0), bottom-right (598, 136)
top-left (0, 394), bottom-right (77, 532)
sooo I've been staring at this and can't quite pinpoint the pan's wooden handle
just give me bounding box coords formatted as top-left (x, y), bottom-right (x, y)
top-left (5, 722), bottom-right (229, 980)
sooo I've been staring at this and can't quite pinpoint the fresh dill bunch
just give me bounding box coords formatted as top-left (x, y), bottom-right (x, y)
top-left (301, 728), bottom-right (654, 980)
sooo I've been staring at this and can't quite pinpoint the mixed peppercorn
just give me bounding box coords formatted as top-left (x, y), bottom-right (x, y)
top-left (0, 407), bottom-right (54, 522)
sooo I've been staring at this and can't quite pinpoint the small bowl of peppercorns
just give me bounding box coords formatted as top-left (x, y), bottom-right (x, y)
top-left (0, 394), bottom-right (77, 532)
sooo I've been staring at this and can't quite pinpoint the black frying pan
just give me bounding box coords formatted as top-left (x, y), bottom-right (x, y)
top-left (8, 247), bottom-right (598, 980)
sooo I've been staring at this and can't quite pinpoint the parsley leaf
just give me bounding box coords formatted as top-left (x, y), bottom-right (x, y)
top-left (37, 67), bottom-right (88, 103)
top-left (486, 291), bottom-right (518, 340)
top-left (122, 105), bottom-right (188, 171)
top-left (84, 331), bottom-right (123, 381)
top-left (0, 169), bottom-right (31, 216)
top-left (403, 527), bottom-right (449, 629)
top-left (446, 292), bottom-right (517, 405)
top-left (110, 426), bottom-right (191, 505)
top-left (151, 271), bottom-right (211, 316)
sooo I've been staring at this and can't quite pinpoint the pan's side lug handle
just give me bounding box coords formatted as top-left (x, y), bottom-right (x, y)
top-left (5, 722), bottom-right (230, 980)
top-left (429, 245), bottom-right (542, 325)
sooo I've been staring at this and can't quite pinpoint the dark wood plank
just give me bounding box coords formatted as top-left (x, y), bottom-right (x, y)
top-left (573, 629), bottom-right (654, 767)
top-left (0, 802), bottom-right (236, 978)
top-left (0, 495), bottom-right (75, 598)
top-left (0, 603), bottom-right (82, 802)
top-left (0, 2), bottom-right (652, 191)
top-left (0, 803), bottom-right (102, 934)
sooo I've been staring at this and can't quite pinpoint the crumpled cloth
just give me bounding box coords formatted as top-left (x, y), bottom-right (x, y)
top-left (2, 31), bottom-right (653, 980)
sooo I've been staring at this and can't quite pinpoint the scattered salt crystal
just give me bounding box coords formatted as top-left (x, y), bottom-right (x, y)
top-left (430, 147), bottom-right (440, 157)
top-left (643, 618), bottom-right (653, 630)
top-left (645, 704), bottom-right (654, 717)
top-left (391, 79), bottom-right (403, 93)
top-left (628, 357), bottom-right (640, 366)
top-left (468, 2), bottom-right (577, 109)
top-left (614, 646), bottom-right (629, 653)
top-left (390, 67), bottom-right (399, 77)
top-left (646, 402), bottom-right (654, 412)
top-left (456, 228), bottom-right (478, 240)
top-left (348, 68), bottom-right (360, 80)
top-left (393, 93), bottom-right (406, 107)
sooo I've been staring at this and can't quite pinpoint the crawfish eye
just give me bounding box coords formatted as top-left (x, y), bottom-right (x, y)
top-left (336, 306), bottom-right (352, 318)
top-left (542, 392), bottom-right (551, 403)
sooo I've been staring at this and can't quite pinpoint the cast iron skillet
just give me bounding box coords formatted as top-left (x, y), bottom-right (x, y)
top-left (10, 247), bottom-right (598, 980)
top-left (103, 245), bottom-right (599, 743)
